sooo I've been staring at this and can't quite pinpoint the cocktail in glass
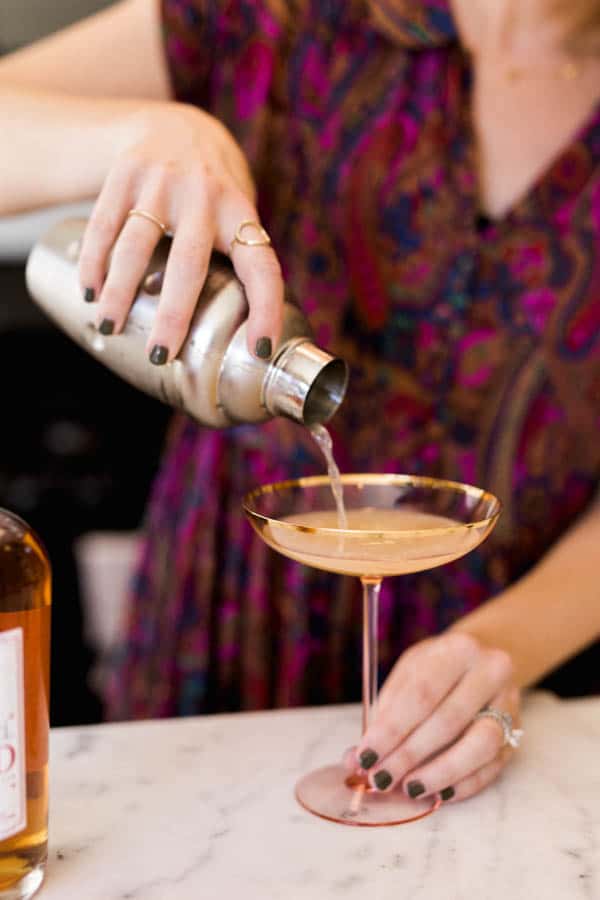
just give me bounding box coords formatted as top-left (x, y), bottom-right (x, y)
top-left (243, 474), bottom-right (501, 826)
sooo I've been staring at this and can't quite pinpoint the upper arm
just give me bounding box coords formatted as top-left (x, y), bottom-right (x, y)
top-left (0, 0), bottom-right (171, 100)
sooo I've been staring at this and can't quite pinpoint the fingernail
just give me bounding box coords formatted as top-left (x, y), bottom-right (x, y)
top-left (359, 749), bottom-right (378, 770)
top-left (440, 786), bottom-right (455, 802)
top-left (98, 318), bottom-right (115, 335)
top-left (373, 770), bottom-right (393, 791)
top-left (150, 344), bottom-right (169, 366)
top-left (255, 337), bottom-right (272, 359)
top-left (407, 780), bottom-right (426, 799)
top-left (84, 287), bottom-right (95, 303)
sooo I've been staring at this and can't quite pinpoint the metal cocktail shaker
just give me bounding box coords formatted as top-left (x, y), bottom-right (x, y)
top-left (25, 219), bottom-right (348, 427)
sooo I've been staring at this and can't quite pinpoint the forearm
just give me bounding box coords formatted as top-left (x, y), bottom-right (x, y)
top-left (451, 497), bottom-right (600, 687)
top-left (0, 0), bottom-right (170, 215)
top-left (0, 87), bottom-right (147, 214)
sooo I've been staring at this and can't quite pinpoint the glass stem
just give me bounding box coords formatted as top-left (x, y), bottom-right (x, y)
top-left (360, 577), bottom-right (381, 735)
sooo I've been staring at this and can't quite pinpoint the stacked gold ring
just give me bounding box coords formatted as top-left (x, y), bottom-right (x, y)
top-left (229, 220), bottom-right (272, 255)
top-left (127, 208), bottom-right (170, 236)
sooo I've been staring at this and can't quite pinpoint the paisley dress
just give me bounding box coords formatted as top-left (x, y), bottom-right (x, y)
top-left (107, 0), bottom-right (600, 718)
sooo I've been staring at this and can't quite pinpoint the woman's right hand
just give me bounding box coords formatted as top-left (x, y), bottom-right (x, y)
top-left (78, 102), bottom-right (284, 364)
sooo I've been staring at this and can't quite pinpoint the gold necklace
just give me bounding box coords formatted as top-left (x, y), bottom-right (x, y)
top-left (505, 57), bottom-right (582, 82)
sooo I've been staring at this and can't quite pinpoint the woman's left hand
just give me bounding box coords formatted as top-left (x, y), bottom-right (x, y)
top-left (351, 632), bottom-right (521, 803)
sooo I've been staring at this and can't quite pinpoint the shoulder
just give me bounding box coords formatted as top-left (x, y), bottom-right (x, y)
top-left (161, 0), bottom-right (369, 42)
top-left (161, 0), bottom-right (371, 105)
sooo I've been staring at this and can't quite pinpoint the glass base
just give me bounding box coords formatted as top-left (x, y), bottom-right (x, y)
top-left (295, 764), bottom-right (441, 827)
top-left (0, 863), bottom-right (44, 900)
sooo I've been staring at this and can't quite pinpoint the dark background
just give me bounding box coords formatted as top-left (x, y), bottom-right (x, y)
top-left (0, 0), bottom-right (169, 726)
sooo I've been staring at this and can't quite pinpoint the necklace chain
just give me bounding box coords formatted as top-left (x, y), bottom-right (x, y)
top-left (505, 58), bottom-right (582, 82)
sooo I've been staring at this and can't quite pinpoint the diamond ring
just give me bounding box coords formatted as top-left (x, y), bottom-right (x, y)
top-left (474, 706), bottom-right (524, 749)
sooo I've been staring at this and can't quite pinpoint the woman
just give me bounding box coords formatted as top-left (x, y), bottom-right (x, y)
top-left (1, 0), bottom-right (598, 804)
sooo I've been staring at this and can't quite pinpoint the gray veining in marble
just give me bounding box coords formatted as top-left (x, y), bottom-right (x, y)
top-left (40, 691), bottom-right (600, 899)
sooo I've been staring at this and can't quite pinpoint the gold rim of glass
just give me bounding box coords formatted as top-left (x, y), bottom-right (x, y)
top-left (243, 473), bottom-right (502, 537)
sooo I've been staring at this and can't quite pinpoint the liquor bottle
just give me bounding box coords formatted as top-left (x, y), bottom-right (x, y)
top-left (26, 219), bottom-right (348, 428)
top-left (0, 511), bottom-right (51, 899)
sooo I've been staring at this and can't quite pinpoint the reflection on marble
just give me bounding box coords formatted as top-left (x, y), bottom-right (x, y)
top-left (41, 692), bottom-right (600, 899)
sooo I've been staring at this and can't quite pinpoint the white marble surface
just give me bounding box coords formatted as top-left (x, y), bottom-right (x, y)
top-left (40, 691), bottom-right (599, 899)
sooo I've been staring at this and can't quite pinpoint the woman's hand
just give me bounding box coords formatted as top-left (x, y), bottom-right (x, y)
top-left (351, 632), bottom-right (521, 804)
top-left (78, 102), bottom-right (284, 363)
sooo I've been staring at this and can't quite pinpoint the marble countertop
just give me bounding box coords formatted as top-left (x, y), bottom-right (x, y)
top-left (41, 691), bottom-right (599, 899)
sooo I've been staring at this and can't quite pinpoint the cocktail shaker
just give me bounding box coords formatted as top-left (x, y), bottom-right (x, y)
top-left (25, 219), bottom-right (348, 427)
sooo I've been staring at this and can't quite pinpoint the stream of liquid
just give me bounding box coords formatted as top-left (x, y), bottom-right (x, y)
top-left (309, 424), bottom-right (348, 529)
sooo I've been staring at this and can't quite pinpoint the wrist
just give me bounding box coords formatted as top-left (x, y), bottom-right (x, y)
top-left (447, 603), bottom-right (520, 668)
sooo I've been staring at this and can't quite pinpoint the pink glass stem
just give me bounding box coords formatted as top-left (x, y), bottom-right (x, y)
top-left (361, 577), bottom-right (381, 734)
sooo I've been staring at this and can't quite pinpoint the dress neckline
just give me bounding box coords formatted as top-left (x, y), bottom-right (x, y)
top-left (454, 50), bottom-right (600, 232)
top-left (370, 3), bottom-right (600, 230)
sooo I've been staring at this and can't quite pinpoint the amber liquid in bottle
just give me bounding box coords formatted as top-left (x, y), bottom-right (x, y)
top-left (0, 510), bottom-right (51, 899)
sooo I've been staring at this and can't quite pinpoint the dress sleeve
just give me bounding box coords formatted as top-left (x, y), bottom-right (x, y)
top-left (161, 0), bottom-right (218, 107)
top-left (160, 0), bottom-right (289, 113)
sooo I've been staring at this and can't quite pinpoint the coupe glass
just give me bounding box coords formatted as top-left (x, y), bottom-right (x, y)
top-left (243, 474), bottom-right (501, 826)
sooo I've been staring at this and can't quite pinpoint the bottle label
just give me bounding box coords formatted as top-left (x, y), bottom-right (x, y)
top-left (0, 628), bottom-right (27, 841)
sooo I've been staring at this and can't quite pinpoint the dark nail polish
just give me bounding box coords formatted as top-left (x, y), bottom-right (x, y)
top-left (373, 770), bottom-right (393, 792)
top-left (255, 337), bottom-right (272, 359)
top-left (359, 749), bottom-right (378, 771)
top-left (98, 318), bottom-right (115, 336)
top-left (440, 786), bottom-right (455, 803)
top-left (407, 780), bottom-right (426, 799)
top-left (150, 344), bottom-right (169, 366)
top-left (84, 287), bottom-right (95, 303)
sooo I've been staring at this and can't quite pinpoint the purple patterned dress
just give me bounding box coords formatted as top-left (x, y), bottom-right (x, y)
top-left (107, 0), bottom-right (600, 718)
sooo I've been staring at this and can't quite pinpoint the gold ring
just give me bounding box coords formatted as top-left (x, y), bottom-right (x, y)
top-left (229, 220), bottom-right (272, 255)
top-left (127, 208), bottom-right (169, 236)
